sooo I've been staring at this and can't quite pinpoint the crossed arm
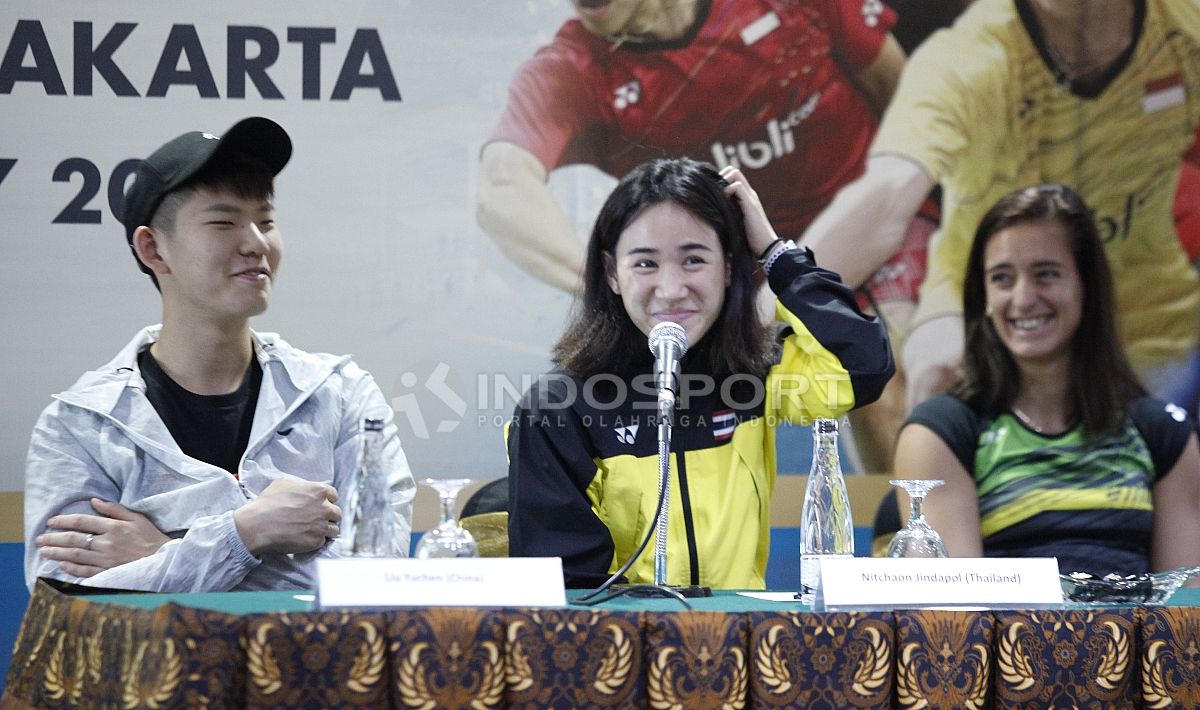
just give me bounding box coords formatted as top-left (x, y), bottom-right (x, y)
top-left (25, 395), bottom-right (377, 592)
top-left (36, 480), bottom-right (341, 579)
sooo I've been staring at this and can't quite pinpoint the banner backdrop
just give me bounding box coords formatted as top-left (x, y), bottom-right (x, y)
top-left (0, 1), bottom-right (622, 491)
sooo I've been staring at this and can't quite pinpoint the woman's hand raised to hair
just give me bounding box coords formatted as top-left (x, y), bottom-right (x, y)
top-left (720, 165), bottom-right (781, 258)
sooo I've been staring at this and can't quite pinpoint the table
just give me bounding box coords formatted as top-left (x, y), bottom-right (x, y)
top-left (4, 580), bottom-right (1200, 709)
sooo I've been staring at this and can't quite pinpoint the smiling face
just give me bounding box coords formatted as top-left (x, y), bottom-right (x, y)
top-left (605, 201), bottom-right (730, 346)
top-left (983, 218), bottom-right (1083, 369)
top-left (154, 186), bottom-right (282, 325)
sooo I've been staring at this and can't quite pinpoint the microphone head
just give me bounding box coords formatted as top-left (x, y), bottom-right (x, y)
top-left (648, 321), bottom-right (688, 357)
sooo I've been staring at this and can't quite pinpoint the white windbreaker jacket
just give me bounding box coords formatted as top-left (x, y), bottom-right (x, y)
top-left (24, 326), bottom-right (415, 592)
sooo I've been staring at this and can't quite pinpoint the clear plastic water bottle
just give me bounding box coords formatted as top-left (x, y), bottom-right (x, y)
top-left (799, 418), bottom-right (853, 605)
top-left (348, 417), bottom-right (394, 557)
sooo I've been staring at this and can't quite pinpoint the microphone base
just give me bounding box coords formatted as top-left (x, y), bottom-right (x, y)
top-left (620, 584), bottom-right (713, 598)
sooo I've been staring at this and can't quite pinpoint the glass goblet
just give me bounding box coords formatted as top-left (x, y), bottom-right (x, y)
top-left (414, 477), bottom-right (479, 558)
top-left (887, 479), bottom-right (949, 558)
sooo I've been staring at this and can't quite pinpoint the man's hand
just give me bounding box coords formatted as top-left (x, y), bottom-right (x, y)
top-left (233, 478), bottom-right (342, 557)
top-left (902, 316), bottom-right (964, 410)
top-left (36, 498), bottom-right (171, 578)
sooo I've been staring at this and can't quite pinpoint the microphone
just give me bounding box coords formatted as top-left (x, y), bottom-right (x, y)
top-left (571, 321), bottom-right (699, 602)
top-left (649, 323), bottom-right (685, 587)
top-left (648, 322), bottom-right (688, 413)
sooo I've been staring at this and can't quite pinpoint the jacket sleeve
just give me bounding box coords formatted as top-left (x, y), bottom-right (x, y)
top-left (82, 516), bottom-right (258, 592)
top-left (25, 402), bottom-right (262, 593)
top-left (766, 247), bottom-right (895, 422)
top-left (507, 375), bottom-right (617, 588)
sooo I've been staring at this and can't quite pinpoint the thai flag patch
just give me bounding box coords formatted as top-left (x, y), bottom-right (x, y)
top-left (713, 410), bottom-right (737, 441)
top-left (1143, 73), bottom-right (1185, 114)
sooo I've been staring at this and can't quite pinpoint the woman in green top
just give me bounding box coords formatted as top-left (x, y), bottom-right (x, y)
top-left (894, 184), bottom-right (1200, 578)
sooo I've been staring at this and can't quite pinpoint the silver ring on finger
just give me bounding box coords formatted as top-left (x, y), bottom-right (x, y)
top-left (84, 532), bottom-right (95, 551)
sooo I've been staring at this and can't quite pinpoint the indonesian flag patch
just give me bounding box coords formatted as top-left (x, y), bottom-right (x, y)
top-left (1143, 73), bottom-right (1185, 114)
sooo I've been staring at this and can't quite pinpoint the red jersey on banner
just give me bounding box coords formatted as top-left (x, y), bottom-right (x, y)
top-left (488, 0), bottom-right (896, 238)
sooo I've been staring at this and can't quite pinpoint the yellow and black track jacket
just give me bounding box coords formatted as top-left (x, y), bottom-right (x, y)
top-left (508, 248), bottom-right (894, 589)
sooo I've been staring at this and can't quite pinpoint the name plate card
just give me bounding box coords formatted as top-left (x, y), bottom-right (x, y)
top-left (817, 557), bottom-right (1063, 611)
top-left (316, 557), bottom-right (567, 609)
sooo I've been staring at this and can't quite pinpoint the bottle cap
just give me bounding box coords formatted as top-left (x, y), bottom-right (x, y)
top-left (814, 418), bottom-right (838, 435)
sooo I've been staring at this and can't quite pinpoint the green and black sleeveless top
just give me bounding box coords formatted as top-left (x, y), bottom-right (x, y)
top-left (904, 394), bottom-right (1193, 577)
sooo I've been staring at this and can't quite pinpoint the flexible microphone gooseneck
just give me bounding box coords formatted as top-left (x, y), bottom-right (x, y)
top-left (573, 322), bottom-right (710, 607)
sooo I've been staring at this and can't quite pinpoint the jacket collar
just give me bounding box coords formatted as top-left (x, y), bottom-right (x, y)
top-left (55, 324), bottom-right (345, 425)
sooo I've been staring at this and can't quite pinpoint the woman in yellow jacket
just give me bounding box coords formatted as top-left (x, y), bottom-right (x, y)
top-left (507, 157), bottom-right (894, 589)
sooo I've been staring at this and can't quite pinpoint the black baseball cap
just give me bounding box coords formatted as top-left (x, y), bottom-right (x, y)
top-left (122, 116), bottom-right (292, 250)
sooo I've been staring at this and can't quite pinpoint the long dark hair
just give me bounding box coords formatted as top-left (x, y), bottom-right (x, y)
top-left (553, 158), bottom-right (772, 378)
top-left (952, 183), bottom-right (1145, 437)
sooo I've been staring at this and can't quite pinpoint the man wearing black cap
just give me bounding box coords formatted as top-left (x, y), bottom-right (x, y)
top-left (23, 117), bottom-right (416, 593)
